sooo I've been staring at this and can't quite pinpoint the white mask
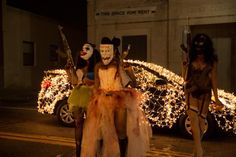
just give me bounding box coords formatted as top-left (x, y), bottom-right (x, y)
top-left (80, 44), bottom-right (93, 60)
top-left (100, 44), bottom-right (114, 65)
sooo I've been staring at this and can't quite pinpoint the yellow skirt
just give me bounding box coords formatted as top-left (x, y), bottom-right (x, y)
top-left (68, 85), bottom-right (92, 112)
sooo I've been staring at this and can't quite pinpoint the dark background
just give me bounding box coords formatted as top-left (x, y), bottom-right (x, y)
top-left (6, 0), bottom-right (87, 26)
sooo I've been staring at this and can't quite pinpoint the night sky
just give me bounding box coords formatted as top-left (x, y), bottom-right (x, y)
top-left (6, 0), bottom-right (87, 25)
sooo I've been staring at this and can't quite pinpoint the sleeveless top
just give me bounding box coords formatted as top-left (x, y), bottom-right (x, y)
top-left (185, 63), bottom-right (213, 98)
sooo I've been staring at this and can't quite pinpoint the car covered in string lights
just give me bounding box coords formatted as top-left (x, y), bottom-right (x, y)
top-left (37, 60), bottom-right (236, 137)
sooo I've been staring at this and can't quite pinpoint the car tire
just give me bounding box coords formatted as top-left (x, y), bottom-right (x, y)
top-left (178, 113), bottom-right (216, 139)
top-left (56, 99), bottom-right (75, 127)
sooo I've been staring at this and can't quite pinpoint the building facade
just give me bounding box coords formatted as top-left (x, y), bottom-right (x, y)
top-left (1, 0), bottom-right (87, 91)
top-left (87, 0), bottom-right (236, 92)
top-left (1, 0), bottom-right (236, 92)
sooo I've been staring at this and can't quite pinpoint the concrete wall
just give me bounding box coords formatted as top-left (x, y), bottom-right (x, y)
top-left (87, 0), bottom-right (236, 91)
top-left (2, 6), bottom-right (84, 90)
top-left (3, 7), bottom-right (58, 89)
top-left (2, 0), bottom-right (236, 92)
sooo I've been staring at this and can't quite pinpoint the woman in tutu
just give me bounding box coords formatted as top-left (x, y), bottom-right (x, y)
top-left (66, 43), bottom-right (100, 157)
top-left (81, 37), bottom-right (152, 157)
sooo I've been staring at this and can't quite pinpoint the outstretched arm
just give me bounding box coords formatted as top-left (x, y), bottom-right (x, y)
top-left (65, 59), bottom-right (78, 86)
top-left (180, 43), bottom-right (190, 81)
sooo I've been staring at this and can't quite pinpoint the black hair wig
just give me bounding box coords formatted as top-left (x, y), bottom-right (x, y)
top-left (101, 37), bottom-right (121, 59)
top-left (75, 43), bottom-right (101, 72)
top-left (189, 33), bottom-right (218, 65)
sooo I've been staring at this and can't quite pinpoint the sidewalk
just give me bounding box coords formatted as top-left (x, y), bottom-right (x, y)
top-left (0, 88), bottom-right (38, 105)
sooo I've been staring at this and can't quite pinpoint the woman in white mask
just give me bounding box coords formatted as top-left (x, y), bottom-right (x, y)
top-left (81, 37), bottom-right (152, 157)
top-left (66, 42), bottom-right (100, 157)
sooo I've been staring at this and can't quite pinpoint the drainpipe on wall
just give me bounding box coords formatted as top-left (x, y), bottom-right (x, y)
top-left (0, 0), bottom-right (4, 88)
top-left (166, 0), bottom-right (169, 69)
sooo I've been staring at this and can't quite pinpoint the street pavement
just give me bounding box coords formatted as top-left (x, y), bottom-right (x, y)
top-left (1, 89), bottom-right (236, 157)
top-left (1, 129), bottom-right (235, 157)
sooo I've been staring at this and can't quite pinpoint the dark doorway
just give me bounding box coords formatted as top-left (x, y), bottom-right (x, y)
top-left (122, 35), bottom-right (147, 61)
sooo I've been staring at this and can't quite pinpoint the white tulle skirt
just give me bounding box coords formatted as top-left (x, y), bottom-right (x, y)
top-left (81, 88), bottom-right (152, 157)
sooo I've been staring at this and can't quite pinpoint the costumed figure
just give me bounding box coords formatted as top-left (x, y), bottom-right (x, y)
top-left (182, 33), bottom-right (223, 157)
top-left (81, 37), bottom-right (152, 157)
top-left (65, 43), bottom-right (100, 157)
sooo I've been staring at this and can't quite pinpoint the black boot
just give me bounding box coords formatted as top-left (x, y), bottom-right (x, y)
top-left (76, 143), bottom-right (81, 157)
top-left (119, 138), bottom-right (128, 157)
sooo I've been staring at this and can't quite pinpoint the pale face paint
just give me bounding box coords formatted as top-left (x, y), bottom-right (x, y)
top-left (100, 44), bottom-right (114, 65)
top-left (80, 43), bottom-right (93, 60)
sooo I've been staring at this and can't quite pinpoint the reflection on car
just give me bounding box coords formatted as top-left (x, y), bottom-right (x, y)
top-left (37, 60), bottom-right (236, 138)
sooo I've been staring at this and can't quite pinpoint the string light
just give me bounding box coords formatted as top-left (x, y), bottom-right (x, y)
top-left (126, 60), bottom-right (236, 133)
top-left (37, 70), bottom-right (72, 114)
top-left (37, 60), bottom-right (236, 134)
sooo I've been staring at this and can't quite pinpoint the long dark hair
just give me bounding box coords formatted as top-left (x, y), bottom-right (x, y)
top-left (189, 33), bottom-right (218, 65)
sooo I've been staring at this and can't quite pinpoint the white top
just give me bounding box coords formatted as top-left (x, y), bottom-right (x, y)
top-left (98, 65), bottom-right (123, 91)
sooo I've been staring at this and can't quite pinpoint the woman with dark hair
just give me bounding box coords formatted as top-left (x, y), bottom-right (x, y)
top-left (188, 33), bottom-right (217, 67)
top-left (182, 33), bottom-right (223, 157)
top-left (80, 37), bottom-right (151, 157)
top-left (75, 43), bottom-right (101, 80)
top-left (66, 43), bottom-right (100, 157)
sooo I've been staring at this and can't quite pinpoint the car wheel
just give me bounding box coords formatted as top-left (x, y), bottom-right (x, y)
top-left (178, 113), bottom-right (215, 139)
top-left (56, 99), bottom-right (75, 127)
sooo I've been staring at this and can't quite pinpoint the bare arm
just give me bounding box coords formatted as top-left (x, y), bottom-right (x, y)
top-left (83, 78), bottom-right (95, 86)
top-left (211, 62), bottom-right (223, 107)
top-left (65, 67), bottom-right (78, 86)
top-left (180, 43), bottom-right (189, 81)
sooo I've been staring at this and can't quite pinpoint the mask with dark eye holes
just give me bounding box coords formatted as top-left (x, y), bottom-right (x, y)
top-left (194, 34), bottom-right (208, 54)
top-left (80, 43), bottom-right (94, 60)
top-left (100, 44), bottom-right (114, 65)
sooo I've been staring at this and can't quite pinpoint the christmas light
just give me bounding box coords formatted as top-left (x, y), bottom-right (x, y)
top-left (37, 60), bottom-right (236, 133)
top-left (126, 60), bottom-right (236, 133)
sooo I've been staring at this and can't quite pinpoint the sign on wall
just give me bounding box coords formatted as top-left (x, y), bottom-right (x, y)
top-left (95, 7), bottom-right (156, 19)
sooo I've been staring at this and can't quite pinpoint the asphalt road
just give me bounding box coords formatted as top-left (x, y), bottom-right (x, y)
top-left (0, 101), bottom-right (236, 157)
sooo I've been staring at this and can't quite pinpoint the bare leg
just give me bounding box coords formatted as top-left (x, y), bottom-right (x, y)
top-left (115, 108), bottom-right (127, 157)
top-left (187, 110), bottom-right (203, 157)
top-left (199, 94), bottom-right (211, 140)
top-left (115, 108), bottom-right (127, 138)
top-left (73, 108), bottom-right (84, 157)
top-left (198, 116), bottom-right (206, 140)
